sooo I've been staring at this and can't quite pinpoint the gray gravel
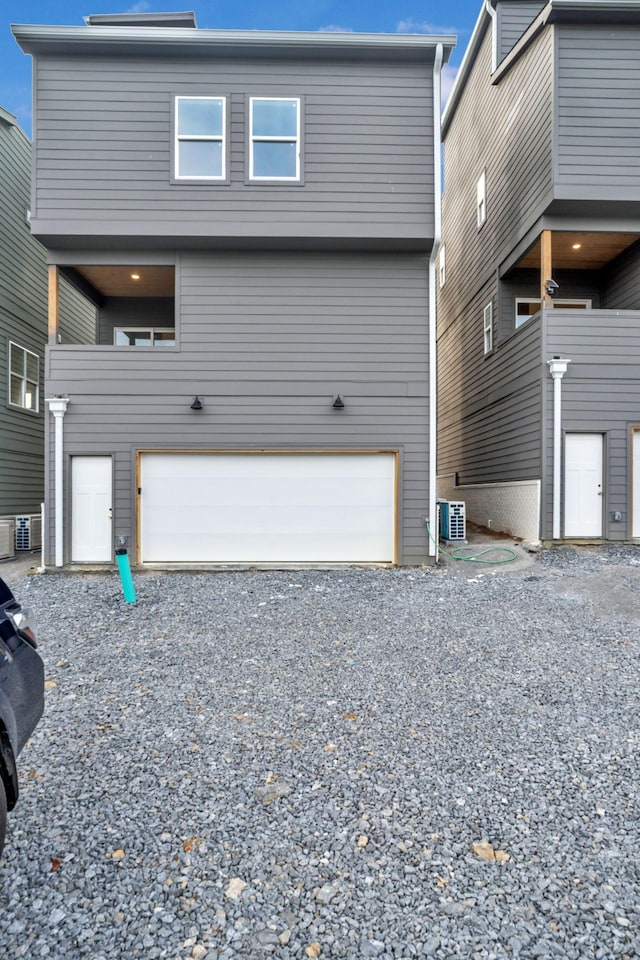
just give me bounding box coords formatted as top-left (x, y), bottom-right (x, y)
top-left (0, 545), bottom-right (638, 960)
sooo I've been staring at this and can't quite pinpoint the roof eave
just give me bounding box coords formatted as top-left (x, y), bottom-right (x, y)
top-left (11, 23), bottom-right (456, 61)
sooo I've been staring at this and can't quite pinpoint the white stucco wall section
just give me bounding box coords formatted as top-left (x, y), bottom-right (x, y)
top-left (437, 475), bottom-right (541, 543)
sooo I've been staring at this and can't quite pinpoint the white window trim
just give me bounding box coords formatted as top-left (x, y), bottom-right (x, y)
top-left (114, 327), bottom-right (176, 346)
top-left (477, 170), bottom-right (486, 228)
top-left (249, 97), bottom-right (301, 182)
top-left (439, 244), bottom-right (446, 288)
top-left (175, 96), bottom-right (226, 181)
top-left (483, 302), bottom-right (493, 355)
top-left (515, 297), bottom-right (592, 329)
top-left (8, 341), bottom-right (39, 412)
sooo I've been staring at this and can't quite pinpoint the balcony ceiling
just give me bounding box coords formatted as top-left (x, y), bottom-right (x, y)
top-left (73, 265), bottom-right (174, 297)
top-left (518, 232), bottom-right (639, 271)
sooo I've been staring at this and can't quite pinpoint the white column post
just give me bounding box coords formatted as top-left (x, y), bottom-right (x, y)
top-left (547, 359), bottom-right (570, 540)
top-left (46, 397), bottom-right (70, 567)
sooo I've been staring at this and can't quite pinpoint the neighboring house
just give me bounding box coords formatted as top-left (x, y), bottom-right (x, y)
top-left (0, 105), bottom-right (94, 556)
top-left (437, 0), bottom-right (640, 543)
top-left (12, 12), bottom-right (455, 567)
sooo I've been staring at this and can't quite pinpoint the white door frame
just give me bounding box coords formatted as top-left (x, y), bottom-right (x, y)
top-left (71, 456), bottom-right (113, 562)
top-left (564, 433), bottom-right (603, 538)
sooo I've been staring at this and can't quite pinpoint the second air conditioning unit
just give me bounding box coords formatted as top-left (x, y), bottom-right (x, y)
top-left (15, 515), bottom-right (42, 551)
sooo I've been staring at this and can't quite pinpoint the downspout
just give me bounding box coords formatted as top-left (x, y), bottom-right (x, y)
top-left (547, 359), bottom-right (570, 539)
top-left (484, 0), bottom-right (498, 72)
top-left (46, 397), bottom-right (70, 567)
top-left (428, 42), bottom-right (444, 559)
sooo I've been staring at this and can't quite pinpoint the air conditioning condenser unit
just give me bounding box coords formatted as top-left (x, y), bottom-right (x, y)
top-left (15, 515), bottom-right (42, 551)
top-left (439, 500), bottom-right (466, 542)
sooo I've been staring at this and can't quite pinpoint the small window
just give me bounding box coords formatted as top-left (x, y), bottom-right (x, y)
top-left (483, 302), bottom-right (493, 355)
top-left (115, 328), bottom-right (176, 347)
top-left (175, 96), bottom-right (225, 180)
top-left (9, 342), bottom-right (39, 411)
top-left (439, 244), bottom-right (446, 288)
top-left (477, 170), bottom-right (486, 228)
top-left (250, 97), bottom-right (300, 181)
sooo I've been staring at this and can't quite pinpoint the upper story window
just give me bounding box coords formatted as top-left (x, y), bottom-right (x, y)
top-left (483, 302), bottom-right (493, 355)
top-left (477, 170), bottom-right (486, 228)
top-left (115, 328), bottom-right (176, 347)
top-left (175, 96), bottom-right (226, 180)
top-left (249, 97), bottom-right (301, 181)
top-left (9, 342), bottom-right (39, 412)
top-left (439, 245), bottom-right (446, 288)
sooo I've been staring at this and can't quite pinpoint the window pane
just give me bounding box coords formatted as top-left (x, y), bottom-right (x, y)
top-left (24, 382), bottom-right (37, 411)
top-left (154, 330), bottom-right (176, 347)
top-left (26, 352), bottom-right (39, 381)
top-left (252, 99), bottom-right (298, 137)
top-left (10, 345), bottom-right (24, 375)
top-left (253, 141), bottom-right (297, 178)
top-left (115, 330), bottom-right (152, 346)
top-left (178, 140), bottom-right (223, 178)
top-left (178, 98), bottom-right (223, 136)
top-left (10, 375), bottom-right (22, 405)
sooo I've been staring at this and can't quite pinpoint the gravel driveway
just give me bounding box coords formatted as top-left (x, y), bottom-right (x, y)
top-left (0, 547), bottom-right (638, 960)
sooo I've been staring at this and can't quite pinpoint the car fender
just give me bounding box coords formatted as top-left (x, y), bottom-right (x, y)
top-left (0, 716), bottom-right (18, 811)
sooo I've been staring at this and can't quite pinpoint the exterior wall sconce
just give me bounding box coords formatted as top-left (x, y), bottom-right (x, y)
top-left (332, 395), bottom-right (345, 409)
top-left (190, 396), bottom-right (203, 410)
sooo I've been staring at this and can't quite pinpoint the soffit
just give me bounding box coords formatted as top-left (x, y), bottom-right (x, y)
top-left (74, 265), bottom-right (174, 297)
top-left (518, 232), bottom-right (639, 271)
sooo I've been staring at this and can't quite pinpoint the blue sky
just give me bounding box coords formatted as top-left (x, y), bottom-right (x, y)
top-left (2, 0), bottom-right (479, 135)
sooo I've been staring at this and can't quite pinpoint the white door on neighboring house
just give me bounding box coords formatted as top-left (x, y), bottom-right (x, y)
top-left (71, 457), bottom-right (113, 561)
top-left (564, 434), bottom-right (603, 537)
top-left (633, 430), bottom-right (640, 538)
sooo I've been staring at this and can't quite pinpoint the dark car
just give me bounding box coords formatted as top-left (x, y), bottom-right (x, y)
top-left (0, 576), bottom-right (44, 855)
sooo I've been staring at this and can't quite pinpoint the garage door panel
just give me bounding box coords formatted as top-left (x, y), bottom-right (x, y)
top-left (140, 453), bottom-right (395, 563)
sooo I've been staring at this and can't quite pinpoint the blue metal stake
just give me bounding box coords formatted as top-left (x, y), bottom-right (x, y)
top-left (115, 548), bottom-right (137, 604)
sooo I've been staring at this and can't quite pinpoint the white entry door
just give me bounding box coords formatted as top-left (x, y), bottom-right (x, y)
top-left (564, 434), bottom-right (603, 537)
top-left (71, 457), bottom-right (113, 561)
top-left (633, 430), bottom-right (640, 538)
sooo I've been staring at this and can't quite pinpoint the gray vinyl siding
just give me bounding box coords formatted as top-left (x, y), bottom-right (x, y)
top-left (496, 1), bottom-right (546, 63)
top-left (31, 56), bottom-right (435, 244)
top-left (542, 309), bottom-right (640, 540)
top-left (602, 242), bottom-right (640, 311)
top-left (556, 26), bottom-right (640, 198)
top-left (0, 114), bottom-right (47, 516)
top-left (438, 25), bottom-right (553, 484)
top-left (59, 278), bottom-right (97, 345)
top-left (438, 277), bottom-right (543, 484)
top-left (45, 251), bottom-right (431, 565)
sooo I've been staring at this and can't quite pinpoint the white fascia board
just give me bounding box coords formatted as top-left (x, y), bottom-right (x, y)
top-left (12, 23), bottom-right (456, 59)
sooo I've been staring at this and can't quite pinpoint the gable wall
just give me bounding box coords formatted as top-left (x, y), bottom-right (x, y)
top-left (32, 54), bottom-right (435, 244)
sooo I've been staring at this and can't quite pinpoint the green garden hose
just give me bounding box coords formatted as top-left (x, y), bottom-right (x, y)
top-left (425, 522), bottom-right (519, 564)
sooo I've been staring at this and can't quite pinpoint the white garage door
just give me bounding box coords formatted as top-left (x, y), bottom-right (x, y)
top-left (139, 453), bottom-right (396, 563)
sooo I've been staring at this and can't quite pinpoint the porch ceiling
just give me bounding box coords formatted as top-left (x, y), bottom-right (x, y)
top-left (518, 232), bottom-right (639, 271)
top-left (73, 265), bottom-right (175, 297)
